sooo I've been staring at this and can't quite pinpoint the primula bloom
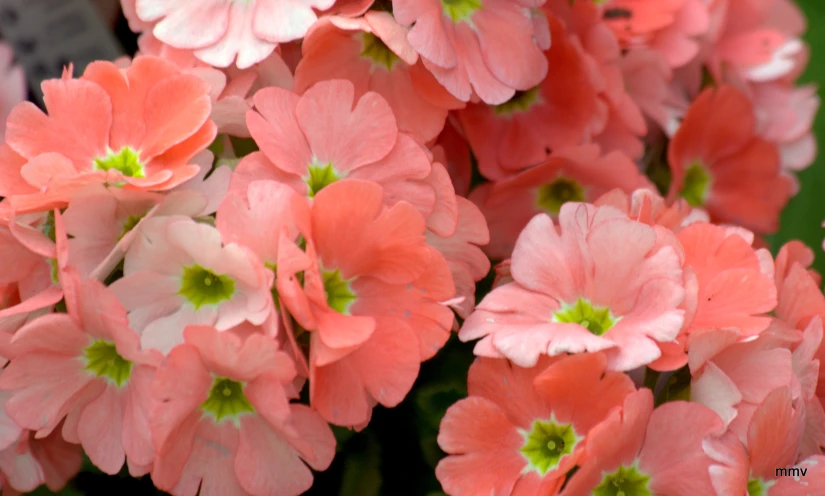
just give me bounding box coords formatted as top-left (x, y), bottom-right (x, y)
top-left (560, 389), bottom-right (723, 495)
top-left (705, 387), bottom-right (825, 495)
top-left (132, 0), bottom-right (335, 69)
top-left (0, 428), bottom-right (83, 494)
top-left (456, 15), bottom-right (600, 179)
top-left (0, 42), bottom-right (26, 143)
top-left (688, 324), bottom-right (797, 441)
top-left (277, 180), bottom-right (455, 426)
top-left (470, 145), bottom-right (653, 260)
top-left (0, 56), bottom-right (216, 216)
top-left (460, 202), bottom-right (686, 371)
top-left (392, 0), bottom-right (548, 104)
top-left (110, 216), bottom-right (273, 354)
top-left (679, 222), bottom-right (776, 336)
top-left (150, 326), bottom-right (335, 496)
top-left (668, 85), bottom-right (794, 233)
top-left (436, 353), bottom-right (635, 495)
top-left (0, 271), bottom-right (159, 475)
top-left (233, 80), bottom-right (436, 218)
top-left (600, 0), bottom-right (710, 68)
top-left (294, 12), bottom-right (460, 143)
top-left (752, 82), bottom-right (820, 173)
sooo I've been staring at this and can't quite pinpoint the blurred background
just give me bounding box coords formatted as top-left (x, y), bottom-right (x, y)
top-left (0, 0), bottom-right (823, 494)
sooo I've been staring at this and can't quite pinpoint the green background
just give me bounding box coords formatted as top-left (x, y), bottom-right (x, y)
top-left (769, 0), bottom-right (825, 271)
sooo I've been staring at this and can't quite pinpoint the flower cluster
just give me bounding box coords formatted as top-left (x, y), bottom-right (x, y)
top-left (0, 0), bottom-right (820, 494)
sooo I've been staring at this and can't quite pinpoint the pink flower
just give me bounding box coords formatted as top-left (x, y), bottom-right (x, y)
top-left (294, 12), bottom-right (461, 143)
top-left (679, 223), bottom-right (776, 337)
top-left (600, 0), bottom-right (710, 68)
top-left (0, 43), bottom-right (26, 143)
top-left (0, 56), bottom-right (216, 217)
top-left (704, 387), bottom-right (825, 495)
top-left (461, 202), bottom-right (687, 371)
top-left (456, 14), bottom-right (601, 179)
top-left (109, 216), bottom-right (273, 354)
top-left (436, 353), bottom-right (635, 495)
top-left (132, 0), bottom-right (335, 69)
top-left (392, 0), bottom-right (548, 104)
top-left (560, 389), bottom-right (723, 495)
top-left (470, 145), bottom-right (653, 260)
top-left (0, 428), bottom-right (82, 494)
top-left (149, 325), bottom-right (335, 496)
top-left (0, 270), bottom-right (159, 475)
top-left (277, 180), bottom-right (455, 426)
top-left (233, 80), bottom-right (437, 219)
top-left (752, 82), bottom-right (820, 173)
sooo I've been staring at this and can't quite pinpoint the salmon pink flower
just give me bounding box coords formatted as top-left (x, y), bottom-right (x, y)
top-left (0, 42), bottom-right (26, 143)
top-left (0, 428), bottom-right (83, 495)
top-left (594, 188), bottom-right (708, 233)
top-left (233, 80), bottom-right (437, 219)
top-left (679, 222), bottom-right (776, 337)
top-left (0, 56), bottom-right (216, 217)
top-left (294, 12), bottom-right (461, 143)
top-left (277, 180), bottom-right (455, 426)
top-left (667, 85), bottom-right (794, 233)
top-left (688, 323), bottom-right (797, 442)
top-left (704, 387), bottom-right (825, 495)
top-left (149, 325), bottom-right (335, 496)
top-left (392, 0), bottom-right (549, 104)
top-left (600, 0), bottom-right (710, 68)
top-left (461, 202), bottom-right (687, 371)
top-left (109, 216), bottom-right (273, 354)
top-left (752, 82), bottom-right (820, 173)
top-left (560, 389), bottom-right (723, 496)
top-left (456, 15), bottom-right (601, 179)
top-left (470, 146), bottom-right (653, 260)
top-left (132, 0), bottom-right (335, 69)
top-left (0, 271), bottom-right (160, 475)
top-left (436, 353), bottom-right (635, 496)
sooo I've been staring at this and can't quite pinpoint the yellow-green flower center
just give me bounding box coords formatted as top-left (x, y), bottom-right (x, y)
top-left (323, 269), bottom-right (357, 314)
top-left (360, 32), bottom-right (401, 71)
top-left (306, 163), bottom-right (342, 198)
top-left (594, 465), bottom-right (651, 496)
top-left (747, 477), bottom-right (775, 496)
top-left (536, 177), bottom-right (585, 215)
top-left (679, 161), bottom-right (711, 207)
top-left (494, 87), bottom-right (542, 115)
top-left (553, 298), bottom-right (618, 336)
top-left (441, 0), bottom-right (482, 22)
top-left (521, 419), bottom-right (580, 476)
top-left (179, 265), bottom-right (236, 310)
top-left (200, 377), bottom-right (254, 423)
top-left (83, 340), bottom-right (133, 387)
top-left (94, 147), bottom-right (146, 178)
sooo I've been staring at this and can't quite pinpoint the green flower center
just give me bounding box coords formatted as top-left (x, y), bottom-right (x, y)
top-left (179, 265), bottom-right (236, 310)
top-left (747, 477), bottom-right (775, 496)
top-left (94, 147), bottom-right (146, 178)
top-left (441, 0), bottom-right (482, 22)
top-left (83, 340), bottom-right (133, 387)
top-left (361, 32), bottom-right (401, 71)
top-left (200, 377), bottom-right (254, 423)
top-left (306, 162), bottom-right (342, 198)
top-left (553, 298), bottom-right (618, 336)
top-left (536, 177), bottom-right (585, 215)
top-left (323, 269), bottom-right (357, 314)
top-left (520, 419), bottom-right (580, 476)
top-left (494, 87), bottom-right (541, 115)
top-left (594, 465), bottom-right (651, 496)
top-left (679, 161), bottom-right (711, 207)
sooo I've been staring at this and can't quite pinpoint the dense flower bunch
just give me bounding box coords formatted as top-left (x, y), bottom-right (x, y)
top-left (0, 0), bottom-right (821, 494)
